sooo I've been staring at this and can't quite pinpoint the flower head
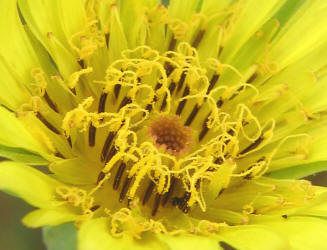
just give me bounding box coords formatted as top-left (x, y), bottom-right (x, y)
top-left (1, 0), bottom-right (327, 249)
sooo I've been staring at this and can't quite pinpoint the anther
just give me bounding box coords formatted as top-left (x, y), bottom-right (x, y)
top-left (143, 181), bottom-right (155, 205)
top-left (101, 132), bottom-right (115, 162)
top-left (207, 74), bottom-right (219, 94)
top-left (239, 136), bottom-right (264, 155)
top-left (161, 176), bottom-right (176, 206)
top-left (97, 171), bottom-right (106, 184)
top-left (184, 105), bottom-right (200, 126)
top-left (152, 193), bottom-right (161, 216)
top-left (98, 93), bottom-right (108, 113)
top-left (176, 86), bottom-right (190, 115)
top-left (114, 84), bottom-right (121, 98)
top-left (119, 177), bottom-right (132, 202)
top-left (113, 162), bottom-right (126, 190)
top-left (192, 30), bottom-right (205, 48)
top-left (36, 112), bottom-right (60, 134)
top-left (88, 124), bottom-right (96, 147)
top-left (43, 91), bottom-right (59, 113)
top-left (118, 96), bottom-right (132, 109)
top-left (176, 71), bottom-right (186, 93)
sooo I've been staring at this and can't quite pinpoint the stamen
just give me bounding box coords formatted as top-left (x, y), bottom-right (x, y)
top-left (168, 82), bottom-right (176, 94)
top-left (105, 147), bottom-right (117, 163)
top-left (98, 93), bottom-right (108, 113)
top-left (176, 86), bottom-right (190, 115)
top-left (97, 171), bottom-right (105, 184)
top-left (192, 29), bottom-right (205, 48)
top-left (90, 205), bottom-right (100, 211)
top-left (143, 181), bottom-right (155, 205)
top-left (88, 124), bottom-right (96, 147)
top-left (207, 74), bottom-right (219, 94)
top-left (67, 136), bottom-right (72, 148)
top-left (119, 177), bottom-right (132, 202)
top-left (105, 33), bottom-right (110, 48)
top-left (168, 37), bottom-right (177, 51)
top-left (43, 91), bottom-right (59, 113)
top-left (78, 59), bottom-right (85, 69)
top-left (176, 71), bottom-right (186, 93)
top-left (114, 84), bottom-right (121, 98)
top-left (36, 112), bottom-right (60, 134)
top-left (119, 96), bottom-right (132, 109)
top-left (184, 105), bottom-right (200, 126)
top-left (198, 115), bottom-right (210, 141)
top-left (178, 192), bottom-right (191, 213)
top-left (160, 93), bottom-right (168, 111)
top-left (101, 132), bottom-right (116, 162)
top-left (161, 176), bottom-right (176, 206)
top-left (152, 193), bottom-right (162, 216)
top-left (239, 136), bottom-right (264, 155)
top-left (216, 97), bottom-right (223, 108)
top-left (113, 162), bottom-right (126, 190)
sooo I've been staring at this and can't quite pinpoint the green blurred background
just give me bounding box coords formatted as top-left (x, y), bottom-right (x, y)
top-left (0, 171), bottom-right (326, 250)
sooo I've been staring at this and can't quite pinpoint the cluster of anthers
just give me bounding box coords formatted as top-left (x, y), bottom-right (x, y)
top-left (56, 40), bottom-right (277, 218)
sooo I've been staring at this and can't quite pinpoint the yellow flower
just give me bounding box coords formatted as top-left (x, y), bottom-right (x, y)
top-left (1, 0), bottom-right (327, 249)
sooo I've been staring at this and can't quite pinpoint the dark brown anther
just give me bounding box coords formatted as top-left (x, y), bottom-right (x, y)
top-left (54, 152), bottom-right (65, 159)
top-left (97, 171), bottom-right (105, 184)
top-left (114, 84), bottom-right (121, 98)
top-left (105, 33), bottom-right (110, 48)
top-left (199, 126), bottom-right (209, 141)
top-left (90, 205), bottom-right (100, 212)
top-left (282, 214), bottom-right (288, 219)
top-left (88, 124), bottom-right (96, 147)
top-left (160, 93), bottom-right (168, 111)
top-left (168, 37), bottom-right (177, 51)
top-left (119, 177), bottom-right (132, 202)
top-left (152, 193), bottom-right (161, 216)
top-left (214, 157), bottom-right (224, 165)
top-left (176, 71), bottom-right (186, 93)
top-left (70, 87), bottom-right (76, 95)
top-left (118, 96), bottom-right (132, 109)
top-left (104, 147), bottom-right (117, 163)
top-left (247, 72), bottom-right (258, 83)
top-left (36, 112), bottom-right (60, 134)
top-left (161, 176), bottom-right (176, 206)
top-left (176, 86), bottom-right (190, 115)
top-left (218, 46), bottom-right (224, 57)
top-left (67, 136), bottom-right (72, 148)
top-left (113, 162), bottom-right (126, 190)
top-left (217, 97), bottom-right (224, 108)
top-left (207, 74), bottom-right (220, 94)
top-left (101, 132), bottom-right (115, 162)
top-left (43, 91), bottom-right (59, 113)
top-left (199, 115), bottom-right (210, 141)
top-left (218, 188), bottom-right (225, 196)
top-left (184, 105), bottom-right (200, 126)
top-left (78, 59), bottom-right (85, 69)
top-left (168, 82), bottom-right (176, 94)
top-left (239, 136), bottom-right (264, 155)
top-left (192, 29), bottom-right (205, 48)
top-left (164, 63), bottom-right (174, 77)
top-left (178, 192), bottom-right (191, 213)
top-left (98, 93), bottom-right (108, 113)
top-left (143, 182), bottom-right (155, 205)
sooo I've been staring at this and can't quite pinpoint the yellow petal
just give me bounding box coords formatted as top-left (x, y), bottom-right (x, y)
top-left (23, 207), bottom-right (83, 228)
top-left (0, 161), bottom-right (60, 208)
top-left (49, 157), bottom-right (101, 185)
top-left (78, 218), bottom-right (167, 250)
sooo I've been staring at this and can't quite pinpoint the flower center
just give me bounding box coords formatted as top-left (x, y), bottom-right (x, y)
top-left (149, 116), bottom-right (193, 156)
